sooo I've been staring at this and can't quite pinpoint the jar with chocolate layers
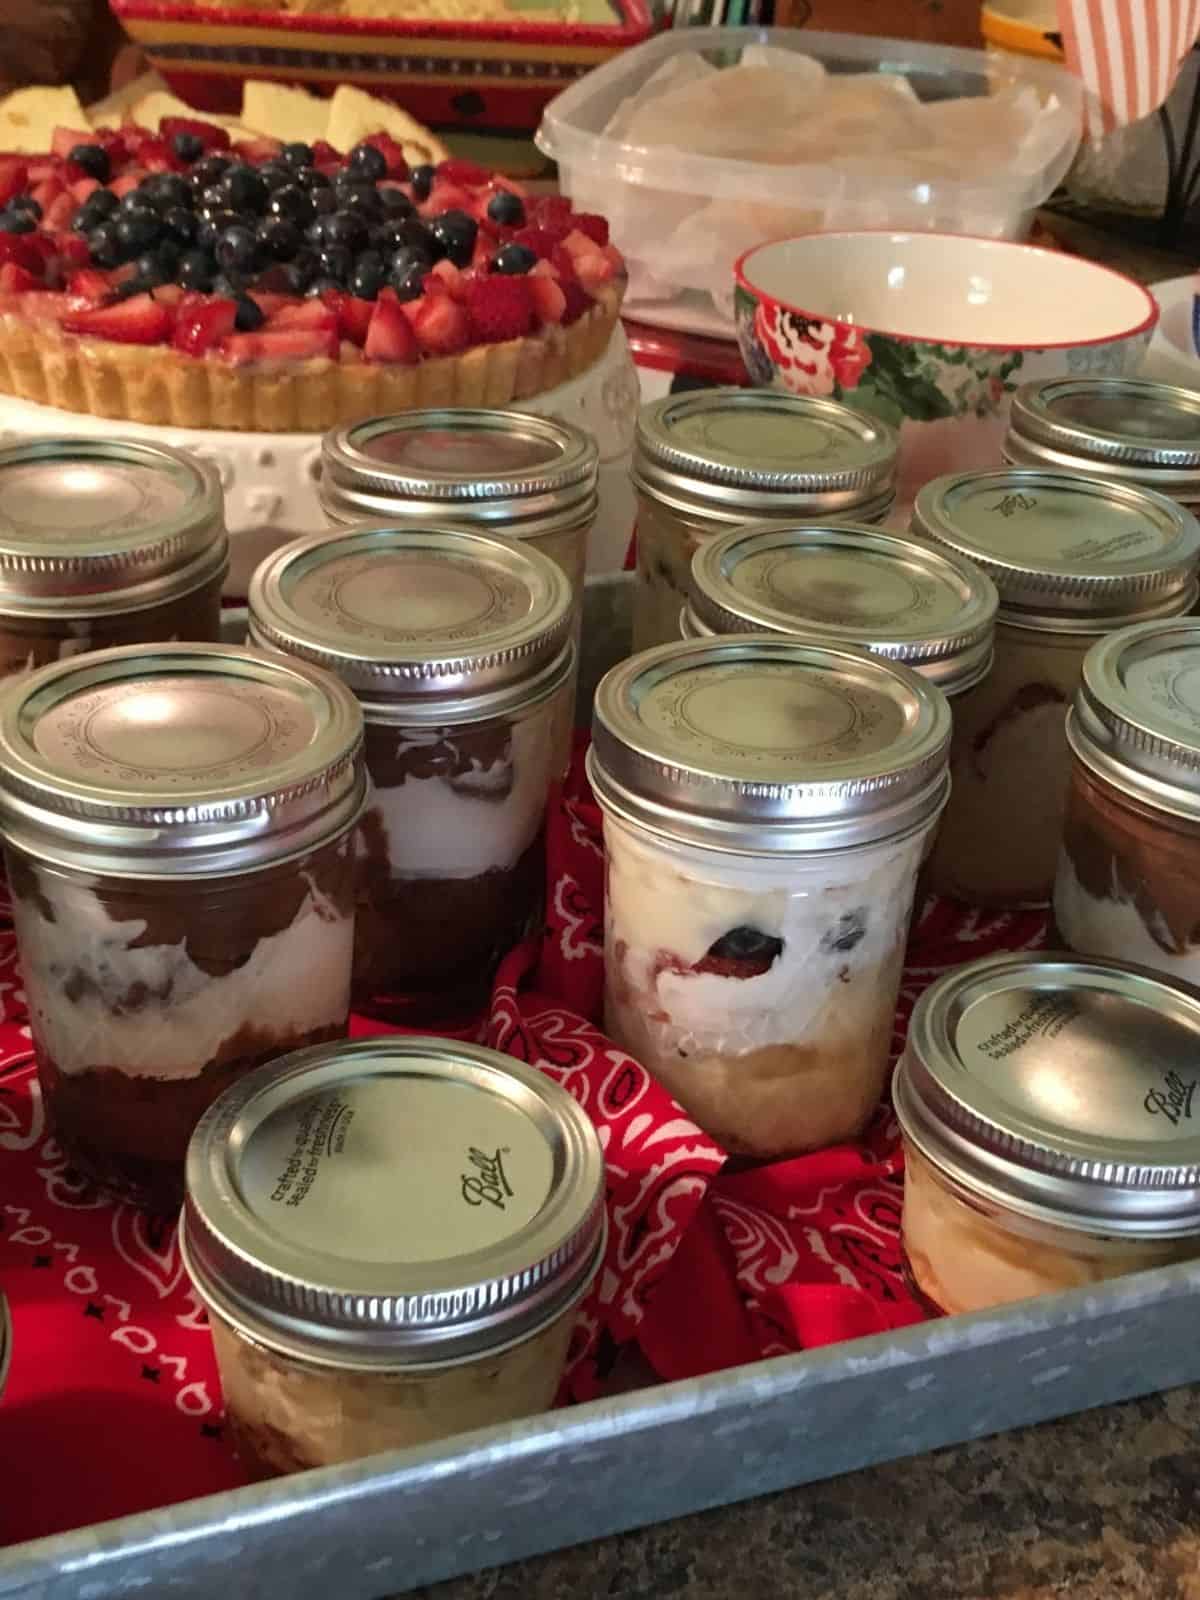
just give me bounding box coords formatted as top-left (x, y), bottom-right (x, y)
top-left (911, 469), bottom-right (1200, 907)
top-left (319, 409), bottom-right (596, 627)
top-left (1054, 619), bottom-right (1200, 983)
top-left (588, 636), bottom-right (951, 1158)
top-left (632, 389), bottom-right (898, 652)
top-left (181, 1036), bottom-right (605, 1479)
top-left (1006, 377), bottom-right (1200, 512)
top-left (0, 437), bottom-right (227, 677)
top-left (249, 525), bottom-right (574, 1025)
top-left (683, 521), bottom-right (998, 699)
top-left (0, 644), bottom-right (366, 1211)
top-left (894, 952), bottom-right (1200, 1317)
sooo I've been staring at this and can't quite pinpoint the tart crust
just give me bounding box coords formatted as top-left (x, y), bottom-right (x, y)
top-left (0, 283), bottom-right (622, 431)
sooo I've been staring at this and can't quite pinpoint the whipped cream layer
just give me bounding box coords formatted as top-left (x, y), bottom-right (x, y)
top-left (1054, 853), bottom-right (1200, 985)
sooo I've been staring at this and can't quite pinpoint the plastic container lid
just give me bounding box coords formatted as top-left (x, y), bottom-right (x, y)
top-left (181, 1036), bottom-right (607, 1369)
top-left (912, 468), bottom-right (1200, 627)
top-left (686, 521), bottom-right (998, 696)
top-left (248, 526), bottom-right (574, 724)
top-left (0, 643), bottom-right (365, 877)
top-left (895, 951), bottom-right (1200, 1238)
top-left (587, 634), bottom-right (951, 853)
top-left (0, 437), bottom-right (227, 615)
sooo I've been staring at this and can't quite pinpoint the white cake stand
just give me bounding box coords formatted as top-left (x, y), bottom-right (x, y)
top-left (0, 325), bottom-right (642, 595)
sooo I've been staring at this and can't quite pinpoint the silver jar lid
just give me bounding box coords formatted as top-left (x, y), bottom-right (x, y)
top-left (895, 952), bottom-right (1200, 1238)
top-left (633, 388), bottom-right (898, 524)
top-left (912, 468), bottom-right (1200, 627)
top-left (588, 635), bottom-right (951, 853)
top-left (1007, 377), bottom-right (1200, 503)
top-left (1067, 617), bottom-right (1200, 820)
top-left (0, 437), bottom-right (228, 616)
top-left (687, 522), bottom-right (998, 696)
top-left (249, 525), bottom-right (574, 724)
top-left (181, 1036), bottom-right (607, 1369)
top-left (0, 643), bottom-right (365, 876)
top-left (320, 409), bottom-right (598, 540)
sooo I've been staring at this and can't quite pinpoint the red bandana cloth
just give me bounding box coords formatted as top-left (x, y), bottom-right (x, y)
top-left (0, 736), bottom-right (1046, 1548)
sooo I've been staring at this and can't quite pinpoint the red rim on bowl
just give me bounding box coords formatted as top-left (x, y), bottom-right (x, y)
top-left (733, 230), bottom-right (1159, 352)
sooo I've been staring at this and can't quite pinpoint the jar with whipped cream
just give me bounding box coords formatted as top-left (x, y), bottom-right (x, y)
top-left (588, 636), bottom-right (951, 1157)
top-left (249, 525), bottom-right (573, 1025)
top-left (1006, 377), bottom-right (1200, 512)
top-left (0, 643), bottom-right (366, 1211)
top-left (632, 388), bottom-right (898, 653)
top-left (895, 952), bottom-right (1200, 1316)
top-left (683, 521), bottom-right (998, 699)
top-left (912, 468), bottom-right (1200, 907)
top-left (182, 1036), bottom-right (605, 1479)
top-left (0, 437), bottom-right (227, 677)
top-left (1054, 619), bottom-right (1200, 983)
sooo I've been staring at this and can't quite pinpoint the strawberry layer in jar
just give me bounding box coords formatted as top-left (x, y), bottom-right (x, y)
top-left (894, 953), bottom-right (1200, 1317)
top-left (588, 635), bottom-right (951, 1158)
top-left (0, 644), bottom-right (366, 1212)
top-left (250, 524), bottom-right (573, 1025)
top-left (0, 437), bottom-right (227, 676)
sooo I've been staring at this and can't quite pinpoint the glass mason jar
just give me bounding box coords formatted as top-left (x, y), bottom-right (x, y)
top-left (912, 468), bottom-right (1200, 907)
top-left (181, 1037), bottom-right (605, 1479)
top-left (0, 437), bottom-right (227, 677)
top-left (632, 388), bottom-right (898, 653)
top-left (894, 952), bottom-right (1200, 1317)
top-left (249, 525), bottom-right (574, 1025)
top-left (588, 636), bottom-right (951, 1158)
top-left (0, 644), bottom-right (366, 1211)
top-left (1054, 619), bottom-right (1200, 983)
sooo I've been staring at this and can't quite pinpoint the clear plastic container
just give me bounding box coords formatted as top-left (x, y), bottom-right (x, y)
top-left (538, 26), bottom-right (1082, 328)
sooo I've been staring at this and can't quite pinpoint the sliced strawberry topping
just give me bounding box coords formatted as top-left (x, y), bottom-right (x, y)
top-left (0, 234), bottom-right (42, 275)
top-left (109, 174), bottom-right (142, 199)
top-left (137, 138), bottom-right (183, 174)
top-left (50, 232), bottom-right (90, 270)
top-left (268, 300), bottom-right (338, 331)
top-left (67, 268), bottom-right (113, 303)
top-left (429, 258), bottom-right (467, 301)
top-left (50, 127), bottom-right (94, 162)
top-left (573, 213), bottom-right (610, 247)
top-left (232, 136), bottom-right (283, 165)
top-left (43, 192), bottom-right (77, 231)
top-left (419, 182), bottom-right (472, 219)
top-left (154, 284), bottom-right (185, 307)
top-left (528, 271), bottom-right (566, 326)
top-left (436, 158), bottom-right (488, 186)
top-left (0, 160), bottom-right (28, 207)
top-left (61, 293), bottom-right (172, 345)
top-left (70, 176), bottom-right (100, 204)
top-left (247, 291), bottom-right (290, 318)
top-left (560, 280), bottom-right (593, 325)
top-left (172, 296), bottom-right (237, 356)
top-left (312, 140), bottom-right (341, 166)
top-left (324, 290), bottom-right (373, 347)
top-left (221, 327), bottom-right (339, 364)
top-left (410, 292), bottom-right (469, 356)
top-left (0, 263), bottom-right (37, 295)
top-left (160, 117), bottom-right (230, 153)
top-left (512, 225), bottom-right (566, 261)
top-left (463, 274), bottom-right (533, 344)
top-left (364, 291), bottom-right (419, 364)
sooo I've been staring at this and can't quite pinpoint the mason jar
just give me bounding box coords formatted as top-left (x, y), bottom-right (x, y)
top-left (0, 437), bottom-right (227, 676)
top-left (0, 643), bottom-right (366, 1211)
top-left (588, 635), bottom-right (951, 1158)
top-left (1006, 377), bottom-right (1200, 513)
top-left (895, 952), bottom-right (1200, 1316)
top-left (181, 1036), bottom-right (605, 1479)
top-left (912, 468), bottom-right (1200, 907)
top-left (249, 525), bottom-right (574, 1025)
top-left (1054, 618), bottom-right (1200, 984)
top-left (632, 388), bottom-right (898, 653)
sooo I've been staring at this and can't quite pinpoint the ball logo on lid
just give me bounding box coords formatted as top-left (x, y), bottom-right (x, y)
top-left (1145, 1070), bottom-right (1198, 1126)
top-left (460, 1145), bottom-right (515, 1211)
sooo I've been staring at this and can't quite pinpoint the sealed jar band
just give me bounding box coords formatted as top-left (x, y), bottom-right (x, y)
top-left (1006, 377), bottom-right (1200, 507)
top-left (684, 521), bottom-right (998, 697)
top-left (895, 951), bottom-right (1200, 1315)
top-left (1056, 618), bottom-right (1200, 983)
top-left (182, 1036), bottom-right (606, 1474)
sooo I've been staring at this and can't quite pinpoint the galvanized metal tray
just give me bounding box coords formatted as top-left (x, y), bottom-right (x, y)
top-left (5, 574), bottom-right (1199, 1600)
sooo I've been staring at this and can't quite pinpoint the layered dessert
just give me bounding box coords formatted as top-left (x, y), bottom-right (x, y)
top-left (901, 1145), bottom-right (1188, 1316)
top-left (0, 573), bottom-right (222, 678)
top-left (1054, 761), bottom-right (1200, 983)
top-left (633, 496), bottom-right (723, 654)
top-left (603, 813), bottom-right (929, 1157)
top-left (11, 838), bottom-right (355, 1209)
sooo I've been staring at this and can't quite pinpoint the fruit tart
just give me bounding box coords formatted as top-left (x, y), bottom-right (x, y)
top-left (0, 122), bottom-right (624, 431)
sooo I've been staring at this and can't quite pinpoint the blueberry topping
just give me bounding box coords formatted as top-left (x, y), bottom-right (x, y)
top-left (267, 183), bottom-right (314, 226)
top-left (134, 246), bottom-right (178, 286)
top-left (161, 205), bottom-right (197, 246)
top-left (176, 249), bottom-right (215, 290)
top-left (427, 208), bottom-right (477, 267)
top-left (349, 249), bottom-right (385, 300)
top-left (337, 183), bottom-right (383, 221)
top-left (322, 210), bottom-right (369, 251)
top-left (110, 274), bottom-right (154, 301)
top-left (191, 153), bottom-right (231, 190)
top-left (218, 164), bottom-right (268, 214)
top-left (820, 910), bottom-right (867, 955)
top-left (171, 131), bottom-right (204, 165)
top-left (10, 193), bottom-right (41, 218)
top-left (114, 209), bottom-right (160, 256)
top-left (348, 142), bottom-right (387, 182)
top-left (375, 214), bottom-right (430, 254)
top-left (0, 210), bottom-right (34, 235)
top-left (215, 224), bottom-right (260, 274)
top-left (69, 143), bottom-right (110, 182)
top-left (281, 142), bottom-right (314, 169)
top-left (487, 189), bottom-right (525, 227)
top-left (211, 272), bottom-right (243, 299)
top-left (388, 245), bottom-right (431, 299)
top-left (492, 242), bottom-right (536, 275)
top-left (199, 184), bottom-right (227, 213)
top-left (258, 161), bottom-right (293, 191)
top-left (705, 926), bottom-right (784, 966)
top-left (317, 242), bottom-right (353, 283)
top-left (294, 166), bottom-right (331, 193)
top-left (73, 188), bottom-right (118, 231)
top-left (256, 215), bottom-right (301, 262)
top-left (409, 163), bottom-right (434, 201)
top-left (86, 222), bottom-right (123, 268)
top-left (140, 173), bottom-right (191, 211)
top-left (379, 186), bottom-right (414, 217)
top-left (196, 208), bottom-right (241, 251)
top-left (310, 185), bottom-right (336, 215)
top-left (234, 294), bottom-right (265, 331)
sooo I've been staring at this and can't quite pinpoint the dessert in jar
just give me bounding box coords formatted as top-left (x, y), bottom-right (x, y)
top-left (0, 643), bottom-right (366, 1210)
top-left (683, 521), bottom-right (998, 700)
top-left (1006, 378), bottom-right (1200, 513)
top-left (1054, 619), bottom-right (1200, 983)
top-left (0, 436), bottom-right (227, 676)
top-left (895, 952), bottom-right (1200, 1316)
top-left (249, 524), bottom-right (573, 1023)
top-left (632, 388), bottom-right (898, 652)
top-left (588, 635), bottom-right (951, 1157)
top-left (912, 468), bottom-right (1200, 907)
top-left (181, 1035), bottom-right (605, 1478)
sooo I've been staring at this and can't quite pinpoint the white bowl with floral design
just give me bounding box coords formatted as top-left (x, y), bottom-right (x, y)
top-left (733, 231), bottom-right (1158, 506)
